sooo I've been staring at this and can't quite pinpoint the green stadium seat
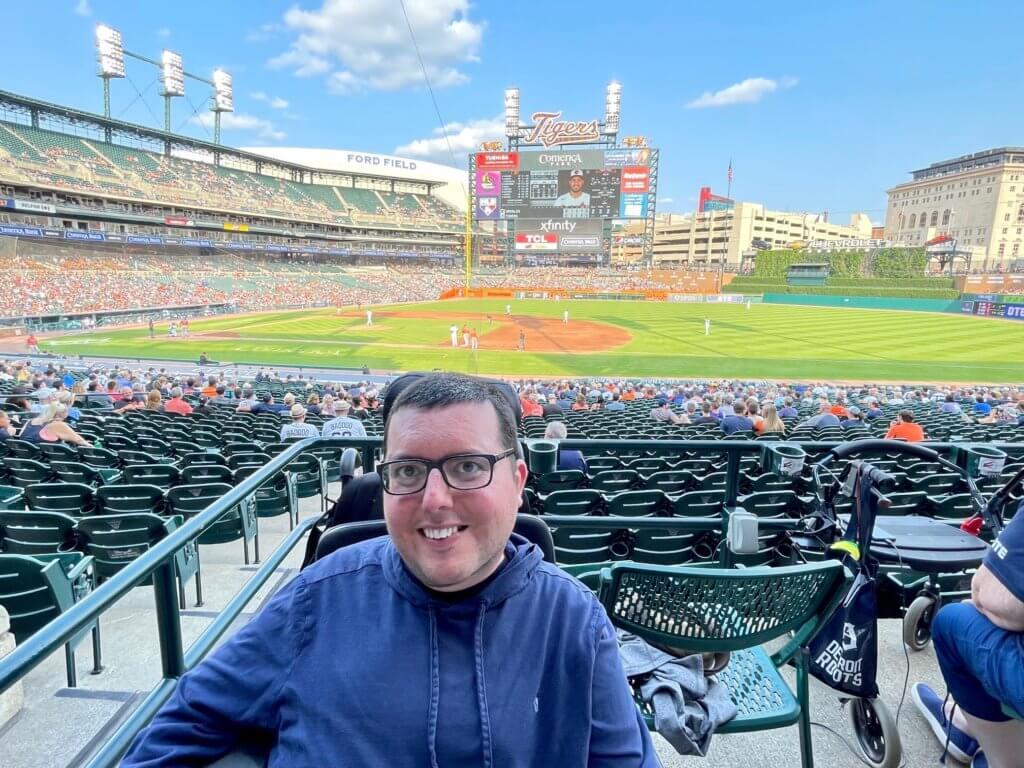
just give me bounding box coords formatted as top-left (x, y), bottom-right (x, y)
top-left (0, 552), bottom-right (102, 687)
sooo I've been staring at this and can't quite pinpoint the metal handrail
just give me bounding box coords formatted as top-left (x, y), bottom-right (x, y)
top-left (0, 436), bottom-right (372, 694)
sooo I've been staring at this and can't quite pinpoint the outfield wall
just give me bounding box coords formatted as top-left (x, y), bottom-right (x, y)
top-left (762, 293), bottom-right (962, 312)
top-left (440, 287), bottom-right (756, 303)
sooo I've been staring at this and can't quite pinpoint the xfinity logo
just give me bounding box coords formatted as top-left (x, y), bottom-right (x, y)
top-left (538, 153), bottom-right (583, 166)
top-left (540, 220), bottom-right (576, 232)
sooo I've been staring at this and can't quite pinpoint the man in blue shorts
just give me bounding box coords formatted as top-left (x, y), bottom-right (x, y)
top-left (912, 505), bottom-right (1024, 767)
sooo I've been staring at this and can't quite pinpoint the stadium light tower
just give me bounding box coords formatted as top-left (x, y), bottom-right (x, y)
top-left (95, 24), bottom-right (126, 120)
top-left (504, 87), bottom-right (520, 149)
top-left (604, 81), bottom-right (622, 137)
top-left (211, 69), bottom-right (234, 145)
top-left (160, 50), bottom-right (185, 133)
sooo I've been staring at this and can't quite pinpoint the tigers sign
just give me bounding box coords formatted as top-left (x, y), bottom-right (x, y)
top-left (523, 111), bottom-right (602, 148)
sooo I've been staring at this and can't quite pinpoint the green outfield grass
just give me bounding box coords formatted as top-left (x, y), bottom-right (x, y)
top-left (39, 299), bottom-right (1024, 382)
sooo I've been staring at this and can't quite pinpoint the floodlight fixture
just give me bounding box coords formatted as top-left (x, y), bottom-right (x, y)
top-left (212, 69), bottom-right (234, 112)
top-left (161, 50), bottom-right (185, 97)
top-left (95, 24), bottom-right (126, 78)
top-left (604, 81), bottom-right (622, 134)
top-left (504, 87), bottom-right (520, 139)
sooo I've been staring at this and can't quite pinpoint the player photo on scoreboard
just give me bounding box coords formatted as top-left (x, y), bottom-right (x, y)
top-left (542, 168), bottom-right (621, 219)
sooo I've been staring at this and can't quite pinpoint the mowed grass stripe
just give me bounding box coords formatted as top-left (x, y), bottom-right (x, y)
top-left (40, 300), bottom-right (1024, 382)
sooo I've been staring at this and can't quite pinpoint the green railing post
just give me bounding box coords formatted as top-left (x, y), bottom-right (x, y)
top-left (152, 560), bottom-right (185, 679)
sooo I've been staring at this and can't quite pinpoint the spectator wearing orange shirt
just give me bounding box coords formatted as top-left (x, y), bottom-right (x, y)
top-left (520, 392), bottom-right (543, 418)
top-left (200, 376), bottom-right (219, 399)
top-left (830, 396), bottom-right (850, 419)
top-left (885, 410), bottom-right (925, 442)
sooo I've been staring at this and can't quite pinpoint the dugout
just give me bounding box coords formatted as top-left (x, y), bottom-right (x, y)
top-left (786, 262), bottom-right (830, 286)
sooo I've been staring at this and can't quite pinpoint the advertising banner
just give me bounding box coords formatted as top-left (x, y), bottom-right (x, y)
top-left (64, 231), bottom-right (106, 242)
top-left (0, 224), bottom-right (43, 237)
top-left (514, 232), bottom-right (558, 251)
top-left (514, 219), bottom-right (602, 252)
top-left (0, 198), bottom-right (56, 214)
top-left (476, 152), bottom-right (519, 171)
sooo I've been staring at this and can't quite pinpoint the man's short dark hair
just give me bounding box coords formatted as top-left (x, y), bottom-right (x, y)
top-left (384, 373), bottom-right (519, 459)
top-left (733, 401), bottom-right (746, 414)
top-left (899, 410), bottom-right (914, 423)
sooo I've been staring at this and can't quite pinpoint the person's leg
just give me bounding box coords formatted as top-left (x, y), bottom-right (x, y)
top-left (932, 602), bottom-right (1023, 721)
top-left (932, 602), bottom-right (1024, 766)
top-left (961, 712), bottom-right (1024, 768)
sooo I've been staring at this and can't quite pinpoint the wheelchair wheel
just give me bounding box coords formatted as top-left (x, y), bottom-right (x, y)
top-left (848, 697), bottom-right (902, 768)
top-left (903, 594), bottom-right (938, 651)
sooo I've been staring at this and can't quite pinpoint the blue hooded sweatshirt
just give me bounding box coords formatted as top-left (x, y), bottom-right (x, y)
top-left (122, 535), bottom-right (659, 767)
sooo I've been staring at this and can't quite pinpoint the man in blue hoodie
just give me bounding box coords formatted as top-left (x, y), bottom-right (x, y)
top-left (123, 373), bottom-right (658, 767)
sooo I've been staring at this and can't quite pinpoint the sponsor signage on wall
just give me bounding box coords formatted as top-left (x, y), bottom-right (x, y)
top-left (0, 198), bottom-right (56, 214)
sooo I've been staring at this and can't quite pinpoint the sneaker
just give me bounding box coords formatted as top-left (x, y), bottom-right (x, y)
top-left (912, 682), bottom-right (980, 763)
top-left (970, 752), bottom-right (988, 768)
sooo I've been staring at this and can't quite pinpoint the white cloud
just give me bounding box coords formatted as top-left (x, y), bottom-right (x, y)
top-left (269, 0), bottom-right (483, 93)
top-left (74, 0), bottom-right (91, 16)
top-left (686, 76), bottom-right (797, 109)
top-left (395, 115), bottom-right (504, 165)
top-left (246, 23), bottom-right (282, 43)
top-left (658, 197), bottom-right (673, 205)
top-left (157, 27), bottom-right (171, 38)
top-left (251, 92), bottom-right (290, 111)
top-left (190, 112), bottom-right (286, 142)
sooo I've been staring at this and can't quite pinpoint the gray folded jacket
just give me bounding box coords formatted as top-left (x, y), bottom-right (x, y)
top-left (618, 630), bottom-right (738, 756)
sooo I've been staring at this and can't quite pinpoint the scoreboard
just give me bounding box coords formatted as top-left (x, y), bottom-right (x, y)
top-left (961, 300), bottom-right (1024, 320)
top-left (474, 148), bottom-right (653, 222)
top-left (472, 146), bottom-right (657, 261)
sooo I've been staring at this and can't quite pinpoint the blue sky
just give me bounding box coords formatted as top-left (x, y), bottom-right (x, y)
top-left (3, 1), bottom-right (1022, 223)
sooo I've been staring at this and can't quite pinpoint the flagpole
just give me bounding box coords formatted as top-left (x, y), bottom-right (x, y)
top-left (726, 158), bottom-right (733, 200)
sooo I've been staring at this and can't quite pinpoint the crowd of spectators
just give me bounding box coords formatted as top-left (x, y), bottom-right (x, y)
top-left (1, 357), bottom-right (1022, 449)
top-left (511, 378), bottom-right (1024, 438)
top-left (0, 253), bottom-right (726, 318)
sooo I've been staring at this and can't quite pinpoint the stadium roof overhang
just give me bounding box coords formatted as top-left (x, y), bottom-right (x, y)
top-left (0, 89), bottom-right (442, 188)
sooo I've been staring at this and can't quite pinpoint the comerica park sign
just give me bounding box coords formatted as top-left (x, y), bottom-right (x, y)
top-left (523, 111), bottom-right (602, 148)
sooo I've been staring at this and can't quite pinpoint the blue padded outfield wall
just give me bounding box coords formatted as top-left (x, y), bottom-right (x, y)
top-left (762, 292), bottom-right (1024, 321)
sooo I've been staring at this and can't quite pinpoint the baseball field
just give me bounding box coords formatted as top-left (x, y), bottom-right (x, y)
top-left (38, 298), bottom-right (1024, 383)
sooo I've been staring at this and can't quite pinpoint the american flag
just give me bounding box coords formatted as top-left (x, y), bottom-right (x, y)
top-left (727, 159), bottom-right (733, 183)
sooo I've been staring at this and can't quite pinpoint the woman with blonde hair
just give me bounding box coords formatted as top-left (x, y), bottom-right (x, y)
top-left (20, 402), bottom-right (90, 445)
top-left (321, 394), bottom-right (336, 418)
top-left (145, 389), bottom-right (163, 410)
top-left (759, 403), bottom-right (786, 435)
top-left (56, 390), bottom-right (83, 423)
top-left (572, 393), bottom-right (588, 412)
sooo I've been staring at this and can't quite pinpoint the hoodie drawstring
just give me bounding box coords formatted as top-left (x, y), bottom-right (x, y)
top-left (474, 600), bottom-right (494, 768)
top-left (427, 606), bottom-right (440, 768)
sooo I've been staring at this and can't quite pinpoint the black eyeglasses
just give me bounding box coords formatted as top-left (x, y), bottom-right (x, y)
top-left (378, 449), bottom-right (517, 495)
